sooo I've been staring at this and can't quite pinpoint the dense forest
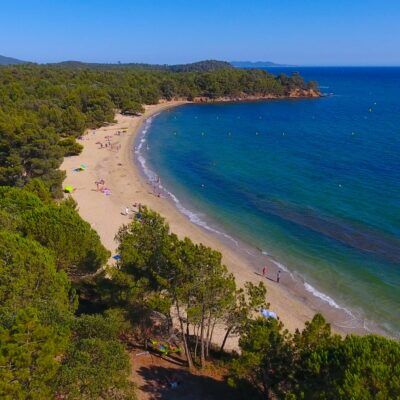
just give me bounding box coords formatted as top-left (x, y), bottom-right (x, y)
top-left (0, 64), bottom-right (398, 399)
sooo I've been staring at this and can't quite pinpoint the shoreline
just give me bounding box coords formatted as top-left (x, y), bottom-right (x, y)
top-left (61, 100), bottom-right (371, 343)
top-left (134, 104), bottom-right (377, 337)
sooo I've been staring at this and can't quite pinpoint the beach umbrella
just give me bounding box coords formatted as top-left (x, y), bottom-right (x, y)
top-left (64, 185), bottom-right (74, 193)
top-left (261, 309), bottom-right (277, 320)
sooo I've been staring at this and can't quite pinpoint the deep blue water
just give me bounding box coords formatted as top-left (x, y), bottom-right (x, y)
top-left (140, 67), bottom-right (400, 336)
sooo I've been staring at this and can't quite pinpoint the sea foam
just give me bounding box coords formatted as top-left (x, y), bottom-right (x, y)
top-left (135, 115), bottom-right (239, 247)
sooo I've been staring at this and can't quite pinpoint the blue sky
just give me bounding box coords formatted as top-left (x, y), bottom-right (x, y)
top-left (2, 0), bottom-right (400, 65)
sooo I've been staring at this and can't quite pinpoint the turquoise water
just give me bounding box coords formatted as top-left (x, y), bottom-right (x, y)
top-left (139, 68), bottom-right (400, 337)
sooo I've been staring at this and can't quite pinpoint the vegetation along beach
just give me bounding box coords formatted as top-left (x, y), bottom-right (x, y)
top-left (1, 1), bottom-right (400, 399)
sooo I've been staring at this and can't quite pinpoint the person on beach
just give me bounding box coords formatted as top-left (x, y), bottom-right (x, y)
top-left (262, 267), bottom-right (266, 276)
top-left (277, 270), bottom-right (281, 283)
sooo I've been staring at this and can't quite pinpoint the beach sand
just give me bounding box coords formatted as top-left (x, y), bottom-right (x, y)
top-left (61, 101), bottom-right (353, 345)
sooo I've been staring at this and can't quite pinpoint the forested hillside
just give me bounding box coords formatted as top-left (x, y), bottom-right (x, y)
top-left (0, 54), bottom-right (27, 65)
top-left (0, 185), bottom-right (136, 398)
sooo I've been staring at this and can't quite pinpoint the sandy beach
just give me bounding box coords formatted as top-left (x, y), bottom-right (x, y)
top-left (61, 101), bottom-right (360, 341)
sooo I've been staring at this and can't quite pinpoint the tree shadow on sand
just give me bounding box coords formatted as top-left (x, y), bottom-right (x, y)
top-left (137, 365), bottom-right (241, 400)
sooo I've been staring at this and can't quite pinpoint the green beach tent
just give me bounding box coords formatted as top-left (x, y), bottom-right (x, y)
top-left (64, 185), bottom-right (74, 193)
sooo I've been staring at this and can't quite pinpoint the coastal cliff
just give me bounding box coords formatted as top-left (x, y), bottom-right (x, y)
top-left (191, 88), bottom-right (321, 103)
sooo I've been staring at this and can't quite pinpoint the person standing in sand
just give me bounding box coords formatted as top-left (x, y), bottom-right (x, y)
top-left (262, 266), bottom-right (266, 277)
top-left (277, 270), bottom-right (281, 283)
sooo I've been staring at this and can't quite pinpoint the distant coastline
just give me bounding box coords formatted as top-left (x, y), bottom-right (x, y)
top-left (190, 87), bottom-right (321, 103)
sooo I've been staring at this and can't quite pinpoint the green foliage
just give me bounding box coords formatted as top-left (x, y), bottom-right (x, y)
top-left (23, 203), bottom-right (110, 275)
top-left (0, 187), bottom-right (134, 398)
top-left (337, 335), bottom-right (400, 400)
top-left (0, 308), bottom-right (60, 400)
top-left (0, 186), bottom-right (108, 276)
top-left (56, 312), bottom-right (135, 399)
top-left (0, 231), bottom-right (74, 399)
top-left (229, 313), bottom-right (400, 400)
top-left (230, 318), bottom-right (293, 399)
top-left (59, 136), bottom-right (83, 156)
top-left (24, 178), bottom-right (52, 203)
top-left (116, 206), bottom-right (238, 368)
top-left (0, 231), bottom-right (74, 330)
top-left (116, 207), bottom-right (171, 286)
top-left (120, 99), bottom-right (144, 115)
top-left (0, 186), bottom-right (43, 214)
top-left (220, 281), bottom-right (268, 352)
top-left (0, 209), bottom-right (19, 232)
top-left (72, 309), bottom-right (130, 341)
top-left (56, 338), bottom-right (134, 400)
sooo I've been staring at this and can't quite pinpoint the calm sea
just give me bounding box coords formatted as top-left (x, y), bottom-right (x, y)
top-left (137, 67), bottom-right (400, 337)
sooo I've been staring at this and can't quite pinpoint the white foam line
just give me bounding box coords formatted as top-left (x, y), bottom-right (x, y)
top-left (135, 115), bottom-right (239, 247)
top-left (261, 252), bottom-right (363, 324)
top-left (269, 258), bottom-right (290, 273)
top-left (135, 113), bottom-right (383, 336)
top-left (160, 184), bottom-right (239, 246)
top-left (304, 282), bottom-right (355, 319)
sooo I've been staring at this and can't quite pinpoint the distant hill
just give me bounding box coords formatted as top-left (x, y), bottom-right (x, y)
top-left (50, 59), bottom-right (233, 72)
top-left (169, 60), bottom-right (233, 72)
top-left (231, 61), bottom-right (297, 68)
top-left (0, 54), bottom-right (28, 65)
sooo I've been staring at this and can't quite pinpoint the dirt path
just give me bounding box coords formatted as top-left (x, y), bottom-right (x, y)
top-left (131, 350), bottom-right (240, 400)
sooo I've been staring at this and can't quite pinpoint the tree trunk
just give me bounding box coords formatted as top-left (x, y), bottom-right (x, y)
top-left (200, 304), bottom-right (206, 367)
top-left (176, 300), bottom-right (194, 369)
top-left (186, 321), bottom-right (190, 337)
top-left (207, 320), bottom-right (217, 357)
top-left (219, 326), bottom-right (233, 353)
top-left (205, 313), bottom-right (215, 358)
top-left (186, 296), bottom-right (190, 337)
top-left (205, 313), bottom-right (212, 358)
top-left (194, 325), bottom-right (199, 361)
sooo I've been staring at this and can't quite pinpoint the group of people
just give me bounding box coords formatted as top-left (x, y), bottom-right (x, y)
top-left (149, 175), bottom-right (163, 198)
top-left (94, 179), bottom-right (111, 196)
top-left (96, 140), bottom-right (121, 151)
top-left (262, 266), bottom-right (281, 283)
top-left (95, 129), bottom-right (125, 151)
